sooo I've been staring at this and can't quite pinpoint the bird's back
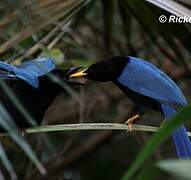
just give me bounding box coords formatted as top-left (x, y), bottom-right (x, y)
top-left (118, 56), bottom-right (187, 108)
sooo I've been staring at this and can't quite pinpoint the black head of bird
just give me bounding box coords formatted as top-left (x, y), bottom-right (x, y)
top-left (70, 56), bottom-right (127, 82)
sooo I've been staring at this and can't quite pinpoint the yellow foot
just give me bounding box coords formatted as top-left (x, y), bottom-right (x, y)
top-left (125, 114), bottom-right (140, 131)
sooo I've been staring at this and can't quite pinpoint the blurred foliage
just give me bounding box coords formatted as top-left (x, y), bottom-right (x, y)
top-left (123, 104), bottom-right (191, 179)
top-left (0, 0), bottom-right (191, 179)
top-left (157, 159), bottom-right (191, 180)
top-left (40, 48), bottom-right (65, 65)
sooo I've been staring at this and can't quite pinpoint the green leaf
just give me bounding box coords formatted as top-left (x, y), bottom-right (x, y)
top-left (136, 165), bottom-right (161, 180)
top-left (145, 0), bottom-right (191, 17)
top-left (157, 159), bottom-right (191, 180)
top-left (0, 80), bottom-right (37, 126)
top-left (121, 104), bottom-right (191, 180)
top-left (0, 96), bottom-right (45, 175)
top-left (0, 142), bottom-right (17, 180)
top-left (40, 48), bottom-right (65, 65)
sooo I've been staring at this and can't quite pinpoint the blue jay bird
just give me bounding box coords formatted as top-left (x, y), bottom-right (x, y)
top-left (68, 56), bottom-right (191, 158)
top-left (0, 57), bottom-right (81, 128)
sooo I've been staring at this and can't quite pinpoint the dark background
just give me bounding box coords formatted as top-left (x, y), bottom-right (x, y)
top-left (0, 0), bottom-right (191, 179)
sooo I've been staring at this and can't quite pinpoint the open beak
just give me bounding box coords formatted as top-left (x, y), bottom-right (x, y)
top-left (62, 67), bottom-right (86, 86)
top-left (65, 67), bottom-right (83, 79)
top-left (69, 68), bottom-right (88, 78)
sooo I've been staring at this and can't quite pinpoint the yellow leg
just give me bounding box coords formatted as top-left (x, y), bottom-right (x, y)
top-left (125, 114), bottom-right (140, 131)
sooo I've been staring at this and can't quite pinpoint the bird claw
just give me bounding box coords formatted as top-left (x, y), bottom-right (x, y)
top-left (125, 114), bottom-right (140, 132)
top-left (126, 122), bottom-right (133, 131)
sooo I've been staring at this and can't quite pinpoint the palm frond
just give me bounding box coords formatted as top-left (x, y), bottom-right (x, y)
top-left (145, 0), bottom-right (191, 16)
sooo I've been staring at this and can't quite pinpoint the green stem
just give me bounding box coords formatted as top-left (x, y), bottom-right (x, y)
top-left (24, 123), bottom-right (191, 136)
top-left (0, 123), bottom-right (190, 137)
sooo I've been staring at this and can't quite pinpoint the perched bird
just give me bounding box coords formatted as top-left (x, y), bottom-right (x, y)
top-left (0, 57), bottom-right (81, 129)
top-left (69, 56), bottom-right (191, 158)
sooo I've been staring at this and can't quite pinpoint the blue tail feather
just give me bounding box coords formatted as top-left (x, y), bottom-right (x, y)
top-left (0, 57), bottom-right (55, 88)
top-left (161, 104), bottom-right (191, 158)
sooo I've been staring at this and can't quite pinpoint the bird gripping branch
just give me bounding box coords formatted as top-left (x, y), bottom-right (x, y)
top-left (69, 56), bottom-right (191, 158)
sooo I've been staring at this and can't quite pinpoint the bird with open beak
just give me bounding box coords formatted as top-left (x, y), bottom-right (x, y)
top-left (69, 56), bottom-right (191, 158)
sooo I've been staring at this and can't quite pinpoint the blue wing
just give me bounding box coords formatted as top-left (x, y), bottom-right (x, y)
top-left (0, 57), bottom-right (55, 88)
top-left (118, 56), bottom-right (187, 107)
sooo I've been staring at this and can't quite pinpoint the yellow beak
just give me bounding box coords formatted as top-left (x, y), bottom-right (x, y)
top-left (69, 68), bottom-right (88, 78)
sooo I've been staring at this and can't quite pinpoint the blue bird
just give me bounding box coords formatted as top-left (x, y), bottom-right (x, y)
top-left (69, 56), bottom-right (191, 158)
top-left (0, 57), bottom-right (82, 129)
